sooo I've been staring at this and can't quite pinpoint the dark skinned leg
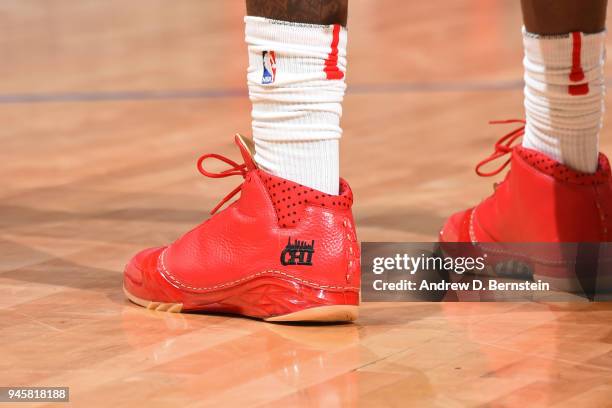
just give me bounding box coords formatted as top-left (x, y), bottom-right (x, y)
top-left (521, 0), bottom-right (607, 34)
top-left (246, 0), bottom-right (348, 26)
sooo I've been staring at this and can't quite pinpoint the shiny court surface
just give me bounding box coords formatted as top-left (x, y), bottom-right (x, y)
top-left (2, 1), bottom-right (612, 406)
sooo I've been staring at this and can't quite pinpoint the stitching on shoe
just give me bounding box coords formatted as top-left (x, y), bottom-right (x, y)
top-left (157, 247), bottom-right (359, 292)
top-left (469, 207), bottom-right (478, 244)
top-left (594, 186), bottom-right (608, 240)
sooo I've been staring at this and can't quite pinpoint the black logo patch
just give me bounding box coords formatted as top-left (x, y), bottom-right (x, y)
top-left (280, 238), bottom-right (315, 266)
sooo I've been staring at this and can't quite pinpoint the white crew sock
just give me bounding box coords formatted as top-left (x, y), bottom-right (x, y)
top-left (245, 16), bottom-right (347, 195)
top-left (522, 27), bottom-right (606, 173)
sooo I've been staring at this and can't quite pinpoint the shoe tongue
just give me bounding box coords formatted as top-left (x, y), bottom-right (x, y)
top-left (234, 134), bottom-right (258, 171)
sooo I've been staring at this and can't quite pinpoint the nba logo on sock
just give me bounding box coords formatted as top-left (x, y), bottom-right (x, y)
top-left (262, 51), bottom-right (276, 84)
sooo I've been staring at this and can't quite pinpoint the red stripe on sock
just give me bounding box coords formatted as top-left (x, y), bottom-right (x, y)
top-left (569, 31), bottom-right (589, 95)
top-left (569, 83), bottom-right (589, 95)
top-left (324, 24), bottom-right (344, 80)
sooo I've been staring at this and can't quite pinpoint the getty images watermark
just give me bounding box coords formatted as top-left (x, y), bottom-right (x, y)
top-left (361, 243), bottom-right (612, 302)
top-left (371, 251), bottom-right (549, 292)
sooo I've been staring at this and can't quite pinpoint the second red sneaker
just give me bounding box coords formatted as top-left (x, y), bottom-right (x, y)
top-left (440, 120), bottom-right (612, 290)
top-left (123, 135), bottom-right (360, 321)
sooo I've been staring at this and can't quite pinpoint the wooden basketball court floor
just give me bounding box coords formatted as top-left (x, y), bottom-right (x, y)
top-left (2, 1), bottom-right (612, 406)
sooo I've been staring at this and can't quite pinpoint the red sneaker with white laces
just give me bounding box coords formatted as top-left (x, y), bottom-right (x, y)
top-left (440, 120), bottom-right (612, 290)
top-left (123, 135), bottom-right (360, 321)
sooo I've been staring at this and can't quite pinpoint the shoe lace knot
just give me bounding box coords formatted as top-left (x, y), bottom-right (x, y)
top-left (475, 119), bottom-right (526, 177)
top-left (197, 153), bottom-right (248, 215)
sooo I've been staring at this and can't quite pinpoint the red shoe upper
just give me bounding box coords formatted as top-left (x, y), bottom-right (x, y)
top-left (124, 135), bottom-right (360, 306)
top-left (441, 121), bottom-right (612, 243)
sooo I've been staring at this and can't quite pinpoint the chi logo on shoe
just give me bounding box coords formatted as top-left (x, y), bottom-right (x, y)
top-left (262, 51), bottom-right (276, 84)
top-left (280, 238), bottom-right (315, 266)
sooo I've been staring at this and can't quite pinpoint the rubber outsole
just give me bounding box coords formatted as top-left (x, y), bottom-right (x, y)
top-left (123, 285), bottom-right (358, 322)
top-left (264, 305), bottom-right (359, 322)
top-left (124, 286), bottom-right (183, 313)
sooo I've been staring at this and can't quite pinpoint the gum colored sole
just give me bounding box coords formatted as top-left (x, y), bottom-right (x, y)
top-left (123, 285), bottom-right (358, 322)
top-left (264, 305), bottom-right (358, 322)
top-left (124, 286), bottom-right (183, 313)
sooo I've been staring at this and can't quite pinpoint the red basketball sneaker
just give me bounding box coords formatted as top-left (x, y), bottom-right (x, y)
top-left (440, 120), bottom-right (612, 289)
top-left (123, 135), bottom-right (360, 321)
